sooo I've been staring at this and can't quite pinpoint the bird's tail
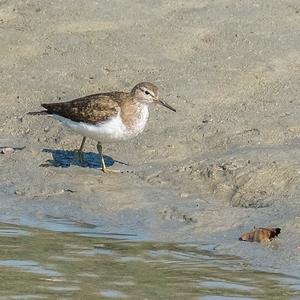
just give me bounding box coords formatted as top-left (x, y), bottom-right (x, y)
top-left (27, 110), bottom-right (48, 115)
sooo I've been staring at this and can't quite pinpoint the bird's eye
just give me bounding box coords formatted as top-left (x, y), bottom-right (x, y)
top-left (144, 90), bottom-right (150, 95)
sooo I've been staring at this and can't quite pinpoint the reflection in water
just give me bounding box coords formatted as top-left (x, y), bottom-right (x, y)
top-left (0, 221), bottom-right (299, 299)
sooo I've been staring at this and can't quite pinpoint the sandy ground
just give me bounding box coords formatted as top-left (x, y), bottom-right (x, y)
top-left (0, 0), bottom-right (300, 275)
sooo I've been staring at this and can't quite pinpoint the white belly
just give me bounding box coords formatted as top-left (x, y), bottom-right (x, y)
top-left (52, 105), bottom-right (149, 143)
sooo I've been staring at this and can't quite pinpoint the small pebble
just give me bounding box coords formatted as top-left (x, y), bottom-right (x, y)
top-left (15, 190), bottom-right (25, 196)
top-left (0, 147), bottom-right (14, 154)
top-left (180, 193), bottom-right (189, 198)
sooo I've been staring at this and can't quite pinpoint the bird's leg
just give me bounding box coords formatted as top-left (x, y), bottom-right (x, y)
top-left (96, 142), bottom-right (120, 173)
top-left (76, 136), bottom-right (86, 165)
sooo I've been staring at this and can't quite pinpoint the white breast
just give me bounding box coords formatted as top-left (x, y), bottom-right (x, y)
top-left (52, 104), bottom-right (149, 143)
top-left (130, 103), bottom-right (149, 137)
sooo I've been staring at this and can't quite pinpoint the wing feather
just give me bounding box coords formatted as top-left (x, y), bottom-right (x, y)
top-left (42, 93), bottom-right (121, 124)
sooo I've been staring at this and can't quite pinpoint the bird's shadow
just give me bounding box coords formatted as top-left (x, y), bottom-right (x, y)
top-left (42, 149), bottom-right (116, 169)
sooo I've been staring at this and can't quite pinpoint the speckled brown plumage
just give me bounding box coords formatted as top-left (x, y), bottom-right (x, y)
top-left (41, 92), bottom-right (134, 125)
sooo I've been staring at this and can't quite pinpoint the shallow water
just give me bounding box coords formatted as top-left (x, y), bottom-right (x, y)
top-left (0, 219), bottom-right (299, 299)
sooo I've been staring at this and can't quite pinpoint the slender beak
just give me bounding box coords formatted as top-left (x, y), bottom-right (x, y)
top-left (158, 100), bottom-right (176, 112)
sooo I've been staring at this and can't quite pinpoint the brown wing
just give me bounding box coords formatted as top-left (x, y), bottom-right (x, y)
top-left (42, 93), bottom-right (122, 124)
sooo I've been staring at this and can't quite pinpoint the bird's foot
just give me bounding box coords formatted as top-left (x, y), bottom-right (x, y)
top-left (102, 167), bottom-right (121, 174)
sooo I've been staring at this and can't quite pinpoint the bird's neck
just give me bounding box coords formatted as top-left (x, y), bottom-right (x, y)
top-left (120, 100), bottom-right (149, 130)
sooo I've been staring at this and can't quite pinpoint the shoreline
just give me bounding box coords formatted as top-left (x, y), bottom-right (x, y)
top-left (1, 0), bottom-right (300, 278)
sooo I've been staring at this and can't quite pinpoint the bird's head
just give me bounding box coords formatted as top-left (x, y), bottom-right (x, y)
top-left (131, 82), bottom-right (176, 112)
